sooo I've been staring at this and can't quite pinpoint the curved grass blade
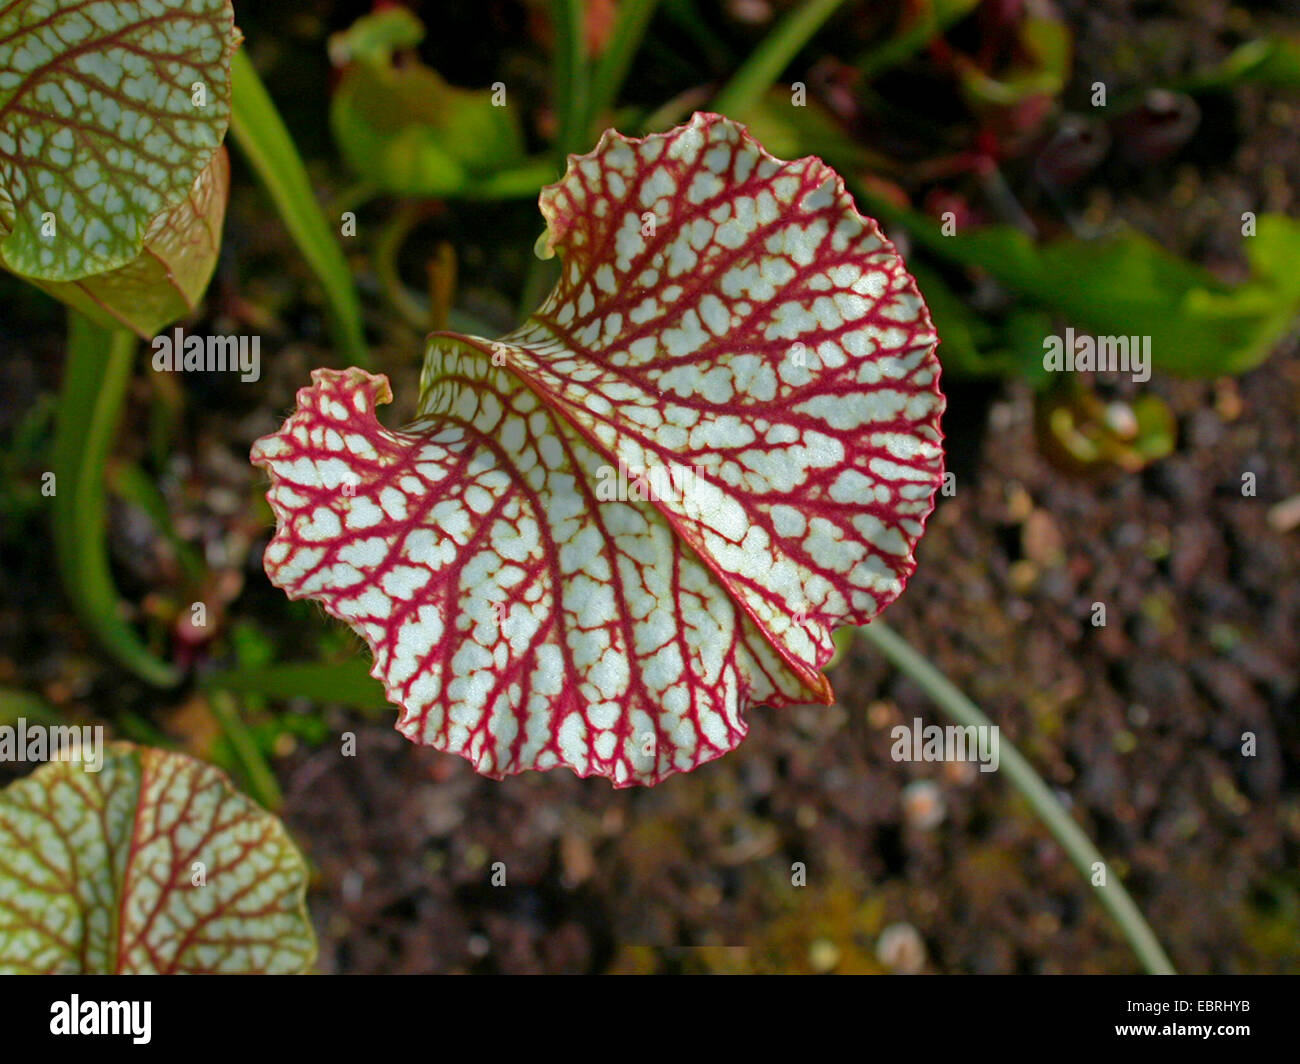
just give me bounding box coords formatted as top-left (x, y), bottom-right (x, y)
top-left (588, 0), bottom-right (661, 123)
top-left (859, 619), bottom-right (1177, 975)
top-left (552, 0), bottom-right (591, 161)
top-left (53, 313), bottom-right (179, 688)
top-left (207, 690), bottom-right (282, 811)
top-left (229, 49), bottom-right (368, 366)
top-left (710, 0), bottom-right (849, 117)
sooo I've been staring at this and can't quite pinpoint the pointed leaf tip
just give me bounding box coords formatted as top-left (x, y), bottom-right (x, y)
top-left (253, 113), bottom-right (945, 786)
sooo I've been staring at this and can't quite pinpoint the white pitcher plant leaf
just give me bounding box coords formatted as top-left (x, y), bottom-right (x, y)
top-left (252, 112), bottom-right (946, 787)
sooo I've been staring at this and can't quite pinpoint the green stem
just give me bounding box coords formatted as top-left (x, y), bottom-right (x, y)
top-left (53, 315), bottom-right (179, 688)
top-left (209, 690), bottom-right (283, 811)
top-left (858, 619), bottom-right (1176, 975)
top-left (229, 49), bottom-right (369, 367)
top-left (203, 659), bottom-right (391, 712)
top-left (552, 0), bottom-right (591, 162)
top-left (711, 0), bottom-right (848, 116)
top-left (588, 0), bottom-right (661, 122)
top-left (372, 202), bottom-right (433, 331)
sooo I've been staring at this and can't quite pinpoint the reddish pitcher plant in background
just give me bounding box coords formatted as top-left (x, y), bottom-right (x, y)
top-left (252, 113), bottom-right (945, 787)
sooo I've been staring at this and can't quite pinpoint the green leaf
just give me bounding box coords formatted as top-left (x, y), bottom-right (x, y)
top-left (229, 49), bottom-right (369, 366)
top-left (946, 218), bottom-right (1300, 377)
top-left (203, 660), bottom-right (392, 712)
top-left (328, 9), bottom-right (526, 198)
top-left (0, 743), bottom-right (316, 974)
top-left (52, 314), bottom-right (179, 687)
top-left (859, 192), bottom-right (1300, 378)
top-left (1182, 36), bottom-right (1300, 95)
top-left (30, 147), bottom-right (229, 338)
top-left (0, 0), bottom-right (236, 282)
top-left (910, 262), bottom-right (1052, 383)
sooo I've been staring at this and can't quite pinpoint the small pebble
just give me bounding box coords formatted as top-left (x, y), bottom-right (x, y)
top-left (902, 780), bottom-right (946, 830)
top-left (877, 922), bottom-right (926, 974)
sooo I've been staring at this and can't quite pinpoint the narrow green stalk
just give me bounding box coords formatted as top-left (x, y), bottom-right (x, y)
top-left (209, 690), bottom-right (283, 811)
top-left (203, 660), bottom-right (391, 712)
top-left (53, 315), bottom-right (179, 688)
top-left (229, 49), bottom-right (369, 367)
top-left (552, 0), bottom-right (591, 162)
top-left (858, 619), bottom-right (1176, 975)
top-left (711, 0), bottom-right (848, 116)
top-left (588, 0), bottom-right (661, 122)
top-left (372, 203), bottom-right (433, 330)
